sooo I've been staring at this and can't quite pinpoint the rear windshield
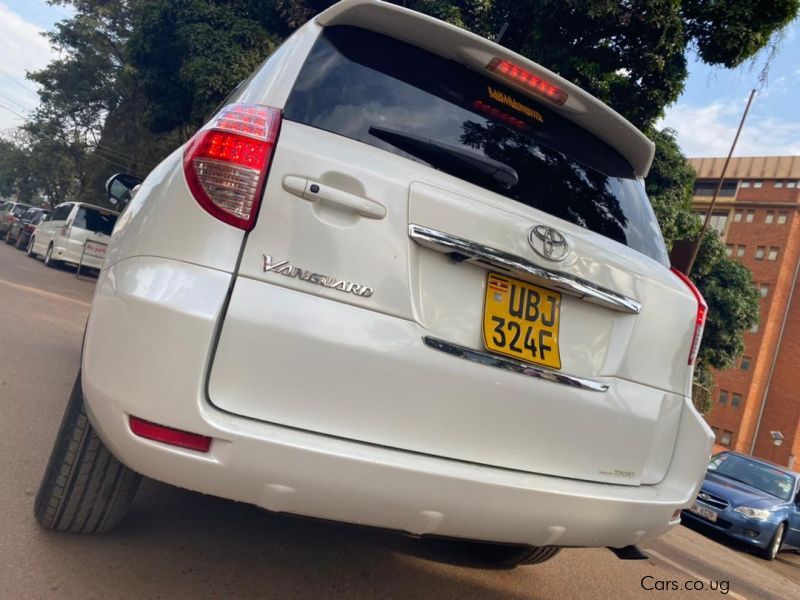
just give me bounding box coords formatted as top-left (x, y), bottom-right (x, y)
top-left (285, 26), bottom-right (668, 264)
top-left (74, 207), bottom-right (117, 235)
top-left (12, 204), bottom-right (31, 217)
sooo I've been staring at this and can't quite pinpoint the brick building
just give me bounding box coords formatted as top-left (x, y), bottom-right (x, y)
top-left (689, 156), bottom-right (800, 468)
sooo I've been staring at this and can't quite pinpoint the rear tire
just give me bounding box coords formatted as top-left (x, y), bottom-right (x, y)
top-left (465, 542), bottom-right (561, 567)
top-left (4, 229), bottom-right (13, 244)
top-left (15, 235), bottom-right (26, 250)
top-left (34, 373), bottom-right (142, 533)
top-left (27, 236), bottom-right (37, 257)
top-left (44, 243), bottom-right (60, 268)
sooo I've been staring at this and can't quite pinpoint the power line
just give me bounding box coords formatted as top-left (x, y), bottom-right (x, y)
top-left (0, 71), bottom-right (40, 99)
top-left (0, 102), bottom-right (27, 120)
top-left (92, 146), bottom-right (156, 173)
top-left (0, 92), bottom-right (30, 113)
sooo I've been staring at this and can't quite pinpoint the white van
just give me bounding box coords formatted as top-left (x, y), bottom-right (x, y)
top-left (29, 202), bottom-right (118, 269)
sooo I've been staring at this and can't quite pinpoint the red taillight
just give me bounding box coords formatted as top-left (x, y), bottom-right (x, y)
top-left (671, 267), bottom-right (708, 366)
top-left (183, 103), bottom-right (281, 231)
top-left (129, 416), bottom-right (212, 453)
top-left (487, 58), bottom-right (568, 106)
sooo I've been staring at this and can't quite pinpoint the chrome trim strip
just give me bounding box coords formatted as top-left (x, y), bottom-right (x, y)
top-left (409, 224), bottom-right (642, 314)
top-left (423, 336), bottom-right (609, 392)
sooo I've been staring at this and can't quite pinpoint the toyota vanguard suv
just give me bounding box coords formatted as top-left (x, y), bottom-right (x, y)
top-left (35, 0), bottom-right (714, 566)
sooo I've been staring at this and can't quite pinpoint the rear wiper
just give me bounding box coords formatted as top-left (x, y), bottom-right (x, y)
top-left (369, 126), bottom-right (518, 189)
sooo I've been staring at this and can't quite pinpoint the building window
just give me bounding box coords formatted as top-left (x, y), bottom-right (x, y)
top-left (745, 210), bottom-right (755, 223)
top-left (755, 246), bottom-right (765, 260)
top-left (711, 426), bottom-right (719, 440)
top-left (788, 181), bottom-right (797, 189)
top-left (760, 284), bottom-right (770, 298)
top-left (725, 244), bottom-right (734, 257)
top-left (736, 245), bottom-right (746, 257)
top-left (719, 390), bottom-right (728, 405)
top-left (775, 181), bottom-right (784, 188)
top-left (765, 211), bottom-right (774, 224)
top-left (777, 212), bottom-right (788, 224)
top-left (753, 181), bottom-right (763, 188)
top-left (720, 430), bottom-right (733, 446)
top-left (734, 210), bottom-right (743, 222)
top-left (694, 180), bottom-right (737, 196)
top-left (740, 181), bottom-right (751, 188)
top-left (768, 247), bottom-right (779, 261)
top-left (740, 357), bottom-right (751, 371)
top-left (707, 214), bottom-right (728, 235)
top-left (750, 322), bottom-right (759, 334)
top-left (731, 394), bottom-right (742, 408)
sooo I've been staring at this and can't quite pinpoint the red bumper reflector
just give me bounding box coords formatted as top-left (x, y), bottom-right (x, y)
top-left (487, 58), bottom-right (568, 106)
top-left (129, 416), bottom-right (212, 453)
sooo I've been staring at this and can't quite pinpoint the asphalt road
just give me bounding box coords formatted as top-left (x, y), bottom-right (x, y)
top-left (2, 240), bottom-right (800, 599)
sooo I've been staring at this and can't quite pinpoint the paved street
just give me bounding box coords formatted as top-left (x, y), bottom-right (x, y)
top-left (2, 241), bottom-right (800, 600)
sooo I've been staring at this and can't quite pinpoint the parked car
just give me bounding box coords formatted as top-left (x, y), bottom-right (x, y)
top-left (682, 451), bottom-right (800, 560)
top-left (5, 207), bottom-right (48, 248)
top-left (29, 202), bottom-right (117, 269)
top-left (0, 201), bottom-right (33, 238)
top-left (34, 0), bottom-right (713, 567)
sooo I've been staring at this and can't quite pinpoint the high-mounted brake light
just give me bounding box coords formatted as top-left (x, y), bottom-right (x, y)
top-left (129, 416), bottom-right (212, 453)
top-left (183, 103), bottom-right (281, 231)
top-left (671, 267), bottom-right (708, 366)
top-left (487, 58), bottom-right (568, 106)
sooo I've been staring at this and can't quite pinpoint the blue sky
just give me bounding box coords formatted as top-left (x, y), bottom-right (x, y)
top-left (0, 1), bottom-right (798, 158)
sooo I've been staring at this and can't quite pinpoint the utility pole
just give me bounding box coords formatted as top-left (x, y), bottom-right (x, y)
top-left (685, 89), bottom-right (757, 275)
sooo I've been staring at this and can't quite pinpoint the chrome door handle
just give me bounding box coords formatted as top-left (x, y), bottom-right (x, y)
top-left (282, 175), bottom-right (386, 219)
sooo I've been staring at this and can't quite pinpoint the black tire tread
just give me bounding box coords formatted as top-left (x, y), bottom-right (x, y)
top-left (517, 545), bottom-right (561, 565)
top-left (34, 375), bottom-right (141, 533)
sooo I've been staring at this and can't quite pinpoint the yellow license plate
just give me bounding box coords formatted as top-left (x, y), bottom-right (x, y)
top-left (482, 272), bottom-right (562, 369)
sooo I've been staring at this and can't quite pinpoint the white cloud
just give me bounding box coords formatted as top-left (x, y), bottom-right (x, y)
top-left (0, 2), bottom-right (58, 132)
top-left (659, 100), bottom-right (800, 157)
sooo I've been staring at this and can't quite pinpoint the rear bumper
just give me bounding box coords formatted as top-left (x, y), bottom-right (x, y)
top-left (82, 257), bottom-right (714, 548)
top-left (54, 244), bottom-right (105, 269)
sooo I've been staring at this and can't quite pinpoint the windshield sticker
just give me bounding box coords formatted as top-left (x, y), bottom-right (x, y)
top-left (487, 86), bottom-right (544, 123)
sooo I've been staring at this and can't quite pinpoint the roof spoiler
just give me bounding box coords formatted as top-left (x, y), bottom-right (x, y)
top-left (315, 0), bottom-right (655, 177)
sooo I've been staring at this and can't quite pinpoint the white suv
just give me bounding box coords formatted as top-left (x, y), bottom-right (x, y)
top-left (35, 0), bottom-right (713, 566)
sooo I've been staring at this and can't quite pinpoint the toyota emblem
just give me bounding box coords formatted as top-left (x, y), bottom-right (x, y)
top-left (528, 225), bottom-right (569, 261)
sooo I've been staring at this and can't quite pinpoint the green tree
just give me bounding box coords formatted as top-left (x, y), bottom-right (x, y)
top-left (128, 0), bottom-right (287, 136)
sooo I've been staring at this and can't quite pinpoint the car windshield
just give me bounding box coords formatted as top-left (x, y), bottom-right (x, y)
top-left (285, 26), bottom-right (668, 264)
top-left (73, 207), bottom-right (117, 235)
top-left (708, 454), bottom-right (796, 500)
top-left (12, 204), bottom-right (31, 217)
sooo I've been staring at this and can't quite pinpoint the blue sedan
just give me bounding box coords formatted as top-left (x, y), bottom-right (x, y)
top-left (682, 451), bottom-right (800, 560)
